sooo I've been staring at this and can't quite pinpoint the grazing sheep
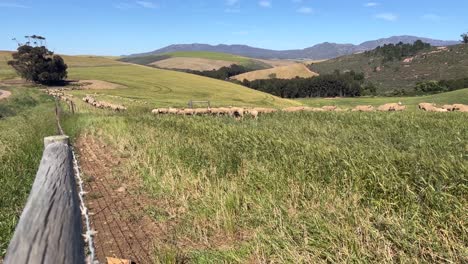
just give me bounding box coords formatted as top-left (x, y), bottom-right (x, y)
top-left (168, 108), bottom-right (178, 114)
top-left (254, 108), bottom-right (277, 114)
top-left (193, 108), bottom-right (211, 115)
top-left (209, 108), bottom-right (224, 116)
top-left (229, 107), bottom-right (244, 118)
top-left (418, 103), bottom-right (447, 112)
top-left (283, 107), bottom-right (305, 112)
top-left (321, 105), bottom-right (337, 111)
top-left (303, 107), bottom-right (325, 112)
top-left (452, 104), bottom-right (468, 112)
top-left (377, 103), bottom-right (406, 112)
top-left (418, 103), bottom-right (435, 111)
top-left (245, 109), bottom-right (259, 119)
top-left (352, 105), bottom-right (375, 112)
top-left (442, 105), bottom-right (455, 111)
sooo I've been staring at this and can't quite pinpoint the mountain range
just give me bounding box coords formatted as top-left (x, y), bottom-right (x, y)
top-left (128, 35), bottom-right (459, 60)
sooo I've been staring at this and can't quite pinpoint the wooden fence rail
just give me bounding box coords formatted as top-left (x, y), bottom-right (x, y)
top-left (4, 135), bottom-right (85, 264)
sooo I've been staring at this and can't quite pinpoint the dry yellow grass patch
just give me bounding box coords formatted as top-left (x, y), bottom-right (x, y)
top-left (150, 57), bottom-right (234, 71)
top-left (231, 63), bottom-right (319, 81)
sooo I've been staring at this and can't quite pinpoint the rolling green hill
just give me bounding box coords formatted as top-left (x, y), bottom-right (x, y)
top-left (309, 44), bottom-right (468, 94)
top-left (0, 51), bottom-right (299, 108)
top-left (119, 51), bottom-right (271, 71)
top-left (67, 63), bottom-right (298, 108)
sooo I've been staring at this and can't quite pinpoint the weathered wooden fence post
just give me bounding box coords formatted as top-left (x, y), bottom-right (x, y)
top-left (4, 135), bottom-right (85, 264)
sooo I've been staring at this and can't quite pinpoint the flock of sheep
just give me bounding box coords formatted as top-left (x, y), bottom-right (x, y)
top-left (418, 103), bottom-right (468, 112)
top-left (45, 90), bottom-right (74, 103)
top-left (150, 103), bottom-right (407, 119)
top-left (151, 102), bottom-right (467, 119)
top-left (45, 90), bottom-right (467, 116)
top-left (152, 107), bottom-right (276, 118)
top-left (82, 95), bottom-right (127, 111)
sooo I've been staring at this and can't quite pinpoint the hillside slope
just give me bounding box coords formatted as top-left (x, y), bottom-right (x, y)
top-left (309, 44), bottom-right (468, 93)
top-left (120, 51), bottom-right (271, 71)
top-left (0, 51), bottom-right (298, 108)
top-left (231, 63), bottom-right (318, 81)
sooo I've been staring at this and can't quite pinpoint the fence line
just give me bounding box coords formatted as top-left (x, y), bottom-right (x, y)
top-left (4, 136), bottom-right (85, 264)
top-left (4, 99), bottom-right (97, 264)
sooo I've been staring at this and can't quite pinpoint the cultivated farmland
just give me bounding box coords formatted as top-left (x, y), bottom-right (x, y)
top-left (120, 51), bottom-right (271, 71)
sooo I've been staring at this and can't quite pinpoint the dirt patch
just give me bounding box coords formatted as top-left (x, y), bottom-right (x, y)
top-left (77, 135), bottom-right (158, 263)
top-left (0, 89), bottom-right (11, 100)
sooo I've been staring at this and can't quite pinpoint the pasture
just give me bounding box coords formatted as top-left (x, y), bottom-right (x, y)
top-left (59, 106), bottom-right (467, 263)
top-left (66, 63), bottom-right (299, 109)
top-left (1, 52), bottom-right (467, 263)
top-left (0, 87), bottom-right (56, 256)
top-left (120, 51), bottom-right (272, 70)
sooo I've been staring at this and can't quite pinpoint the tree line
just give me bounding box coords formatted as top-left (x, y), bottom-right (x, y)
top-left (186, 64), bottom-right (252, 80)
top-left (415, 78), bottom-right (468, 94)
top-left (236, 71), bottom-right (375, 98)
top-left (365, 40), bottom-right (431, 62)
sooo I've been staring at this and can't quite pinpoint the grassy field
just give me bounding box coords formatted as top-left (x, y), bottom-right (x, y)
top-left (1, 51), bottom-right (467, 262)
top-left (150, 57), bottom-right (235, 71)
top-left (298, 88), bottom-right (468, 110)
top-left (0, 51), bottom-right (298, 109)
top-left (231, 63), bottom-right (318, 81)
top-left (67, 64), bottom-right (299, 109)
top-left (0, 51), bottom-right (16, 80)
top-left (310, 44), bottom-right (468, 93)
top-left (0, 87), bottom-right (56, 256)
top-left (61, 106), bottom-right (467, 263)
top-left (120, 51), bottom-right (272, 70)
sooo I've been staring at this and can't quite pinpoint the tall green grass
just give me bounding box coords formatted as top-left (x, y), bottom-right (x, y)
top-left (0, 88), bottom-right (56, 256)
top-left (63, 111), bottom-right (468, 263)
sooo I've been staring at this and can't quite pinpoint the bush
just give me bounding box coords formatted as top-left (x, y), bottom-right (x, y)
top-left (8, 45), bottom-right (68, 85)
top-left (414, 78), bottom-right (468, 94)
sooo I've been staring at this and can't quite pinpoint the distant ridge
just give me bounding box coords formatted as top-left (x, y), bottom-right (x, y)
top-left (127, 36), bottom-right (459, 60)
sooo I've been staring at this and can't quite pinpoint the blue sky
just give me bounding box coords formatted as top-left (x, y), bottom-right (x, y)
top-left (0, 0), bottom-right (467, 55)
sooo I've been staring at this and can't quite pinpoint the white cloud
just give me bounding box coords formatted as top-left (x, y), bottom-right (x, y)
top-left (0, 2), bottom-right (30, 8)
top-left (422, 13), bottom-right (442, 21)
top-left (259, 0), bottom-right (271, 8)
top-left (364, 2), bottom-right (379, 7)
top-left (136, 1), bottom-right (158, 9)
top-left (375, 13), bottom-right (398, 21)
top-left (297, 7), bottom-right (313, 14)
